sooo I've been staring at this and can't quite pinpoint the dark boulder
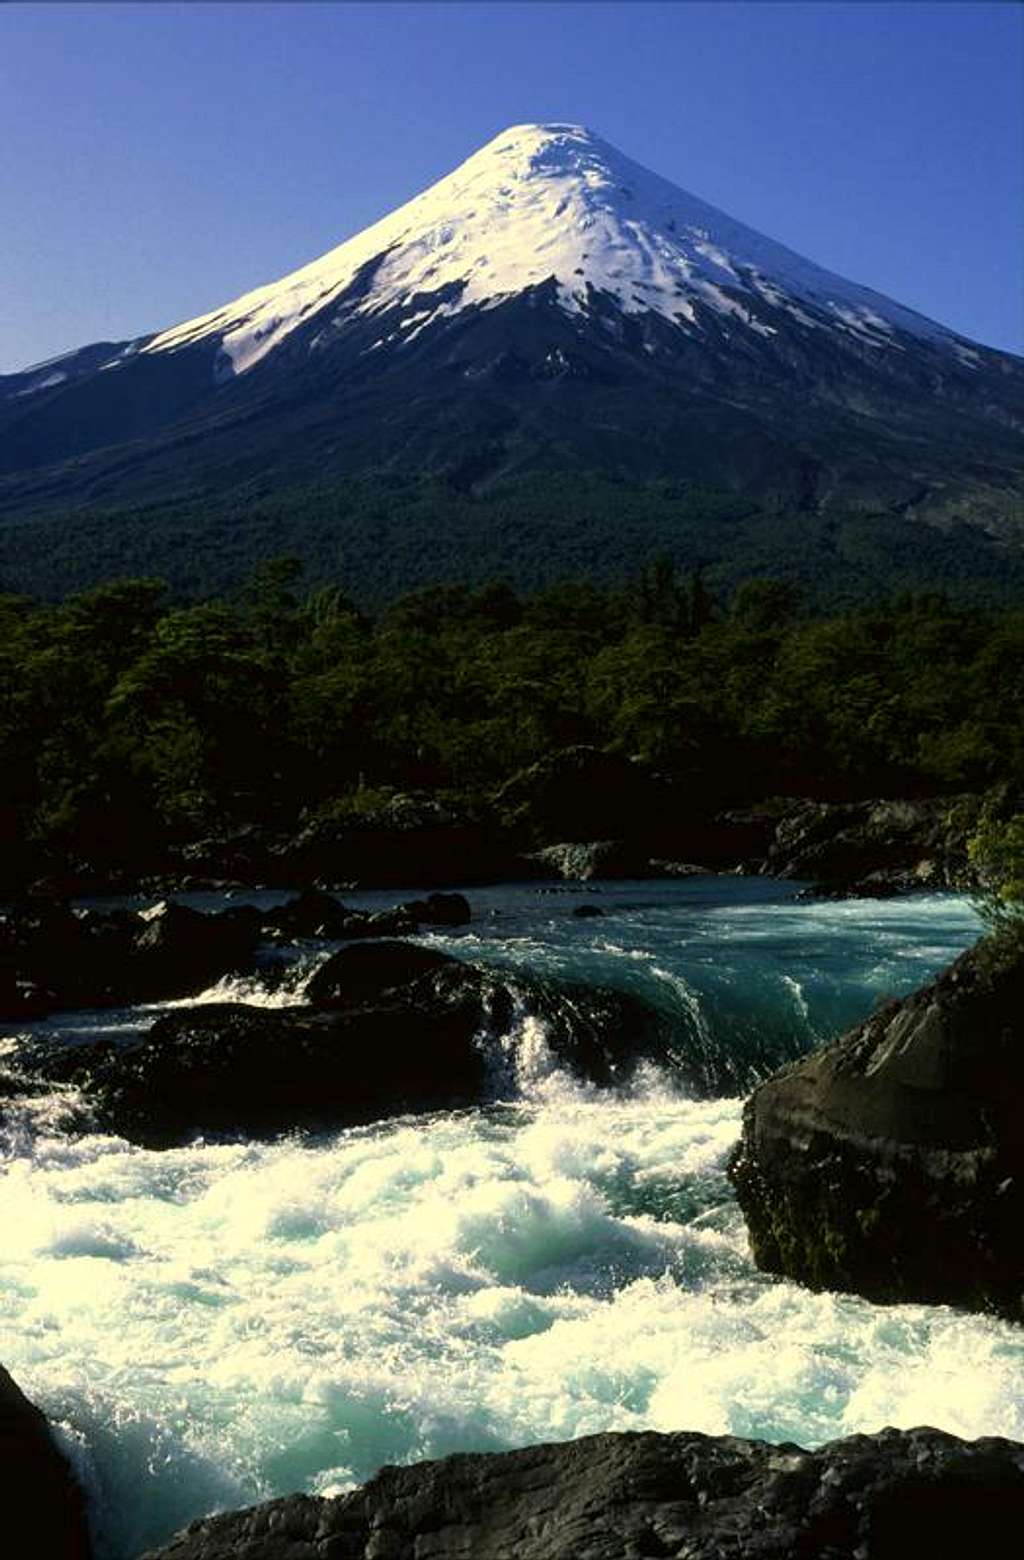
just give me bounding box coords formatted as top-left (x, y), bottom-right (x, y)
top-left (258, 888), bottom-right (355, 940)
top-left (729, 930), bottom-right (1024, 1317)
top-left (12, 944), bottom-right (501, 1146)
top-left (33, 996), bottom-right (489, 1150)
top-left (16, 943), bottom-right (678, 1146)
top-left (257, 890), bottom-right (466, 943)
top-left (307, 940), bottom-right (677, 1093)
top-left (397, 890), bottom-right (472, 926)
top-left (0, 897), bottom-right (259, 1013)
top-left (303, 940), bottom-right (474, 1009)
top-left (760, 795), bottom-right (976, 888)
top-left (270, 792), bottom-right (519, 887)
top-left (139, 1426), bottom-right (1024, 1560)
top-left (130, 901), bottom-right (258, 998)
top-left (0, 1363), bottom-right (91, 1558)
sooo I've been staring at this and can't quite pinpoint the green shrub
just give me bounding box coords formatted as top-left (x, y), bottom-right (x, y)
top-left (968, 809), bottom-right (1024, 933)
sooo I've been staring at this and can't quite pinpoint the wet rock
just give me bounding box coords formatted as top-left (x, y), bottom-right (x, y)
top-left (33, 996), bottom-right (489, 1150)
top-left (0, 897), bottom-right (258, 1014)
top-left (302, 940), bottom-right (473, 1009)
top-left (729, 930), bottom-right (1024, 1318)
top-left (1, 1363), bottom-right (91, 1558)
top-left (572, 904), bottom-right (605, 918)
top-left (258, 888), bottom-right (355, 940)
top-left (760, 794), bottom-right (977, 887)
top-left (306, 941), bottom-right (676, 1094)
top-left (529, 840), bottom-right (647, 880)
top-left (130, 901), bottom-right (258, 998)
top-left (17, 943), bottom-right (677, 1146)
top-left (139, 1426), bottom-right (1024, 1560)
top-left (397, 891), bottom-right (472, 926)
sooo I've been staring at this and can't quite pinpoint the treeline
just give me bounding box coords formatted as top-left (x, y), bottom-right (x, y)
top-left (1, 559), bottom-right (1023, 878)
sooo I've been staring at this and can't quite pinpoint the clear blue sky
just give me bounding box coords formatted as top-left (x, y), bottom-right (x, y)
top-left (2, 1), bottom-right (1021, 373)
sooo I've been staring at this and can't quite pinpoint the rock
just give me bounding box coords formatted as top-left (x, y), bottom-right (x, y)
top-left (572, 904), bottom-right (605, 918)
top-left (760, 795), bottom-right (977, 887)
top-left (138, 1426), bottom-right (1024, 1560)
top-left (0, 897), bottom-right (258, 1013)
top-left (397, 891), bottom-right (472, 926)
top-left (529, 840), bottom-right (646, 880)
top-left (648, 859), bottom-right (711, 877)
top-left (302, 941), bottom-right (472, 1009)
top-left (306, 941), bottom-right (677, 1094)
top-left (256, 890), bottom-right (467, 943)
top-left (130, 901), bottom-right (258, 999)
top-left (32, 996), bottom-right (489, 1150)
top-left (258, 889), bottom-right (354, 940)
top-left (17, 944), bottom-right (678, 1146)
top-left (1, 1363), bottom-right (92, 1558)
top-left (728, 930), bottom-right (1024, 1318)
top-left (271, 793), bottom-right (517, 887)
top-left (173, 824), bottom-right (273, 884)
top-left (795, 876), bottom-right (904, 901)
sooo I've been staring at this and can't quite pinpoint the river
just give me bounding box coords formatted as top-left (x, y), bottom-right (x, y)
top-left (3, 877), bottom-right (1022, 1559)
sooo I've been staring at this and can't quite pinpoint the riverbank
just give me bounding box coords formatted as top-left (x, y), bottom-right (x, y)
top-left (6, 780), bottom-right (991, 905)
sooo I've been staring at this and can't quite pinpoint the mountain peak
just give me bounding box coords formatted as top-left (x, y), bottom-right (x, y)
top-left (136, 119), bottom-right (966, 381)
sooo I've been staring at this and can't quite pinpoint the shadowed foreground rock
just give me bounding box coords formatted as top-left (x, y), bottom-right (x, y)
top-left (1, 1364), bottom-right (91, 1558)
top-left (139, 1427), bottom-right (1024, 1560)
top-left (729, 931), bottom-right (1024, 1317)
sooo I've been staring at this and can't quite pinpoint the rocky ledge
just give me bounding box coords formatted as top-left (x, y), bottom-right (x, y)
top-left (729, 930), bottom-right (1024, 1318)
top-left (1, 1363), bottom-right (91, 1558)
top-left (0, 889), bottom-right (471, 1019)
top-left (141, 1426), bottom-right (1024, 1560)
top-left (10, 940), bottom-right (676, 1148)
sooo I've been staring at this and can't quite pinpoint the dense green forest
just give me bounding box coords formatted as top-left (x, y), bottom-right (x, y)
top-left (2, 557), bottom-right (1023, 886)
top-left (3, 473), bottom-right (1024, 608)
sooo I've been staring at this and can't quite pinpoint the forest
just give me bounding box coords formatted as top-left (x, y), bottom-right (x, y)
top-left (2, 556), bottom-right (1022, 888)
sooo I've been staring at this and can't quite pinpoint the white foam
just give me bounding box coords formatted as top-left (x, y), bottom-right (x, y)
top-left (4, 1088), bottom-right (1022, 1559)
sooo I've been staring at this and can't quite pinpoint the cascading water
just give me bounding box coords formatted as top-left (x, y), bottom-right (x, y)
top-left (3, 877), bottom-right (1022, 1560)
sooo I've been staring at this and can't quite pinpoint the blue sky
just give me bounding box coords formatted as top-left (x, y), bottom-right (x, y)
top-left (1, 1), bottom-right (1021, 372)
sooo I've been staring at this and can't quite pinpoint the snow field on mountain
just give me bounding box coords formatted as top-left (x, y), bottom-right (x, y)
top-left (138, 123), bottom-right (958, 380)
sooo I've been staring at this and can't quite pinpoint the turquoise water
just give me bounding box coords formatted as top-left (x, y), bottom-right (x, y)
top-left (3, 877), bottom-right (1022, 1560)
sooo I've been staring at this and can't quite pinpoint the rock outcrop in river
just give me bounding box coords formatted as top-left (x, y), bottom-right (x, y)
top-left (729, 930), bottom-right (1024, 1318)
top-left (1, 1363), bottom-right (91, 1558)
top-left (0, 891), bottom-right (471, 1019)
top-left (139, 1426), bottom-right (1024, 1560)
top-left (10, 941), bottom-right (677, 1147)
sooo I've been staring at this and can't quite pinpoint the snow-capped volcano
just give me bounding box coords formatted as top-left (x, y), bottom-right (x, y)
top-left (138, 122), bottom-right (962, 379)
top-left (1, 122), bottom-right (1021, 595)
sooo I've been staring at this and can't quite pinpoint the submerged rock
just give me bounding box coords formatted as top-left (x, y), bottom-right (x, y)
top-left (139, 1426), bottom-right (1024, 1560)
top-left (729, 930), bottom-right (1024, 1318)
top-left (0, 1363), bottom-right (91, 1558)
